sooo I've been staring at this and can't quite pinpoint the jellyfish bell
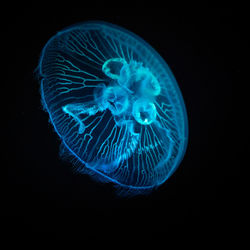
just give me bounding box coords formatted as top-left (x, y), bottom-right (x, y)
top-left (38, 21), bottom-right (188, 195)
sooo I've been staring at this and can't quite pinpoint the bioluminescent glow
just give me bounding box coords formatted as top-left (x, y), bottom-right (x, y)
top-left (37, 21), bottom-right (188, 195)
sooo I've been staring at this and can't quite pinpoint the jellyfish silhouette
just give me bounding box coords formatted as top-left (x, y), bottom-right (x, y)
top-left (37, 21), bottom-right (188, 195)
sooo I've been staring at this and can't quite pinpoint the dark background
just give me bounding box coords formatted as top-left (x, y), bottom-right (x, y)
top-left (5, 6), bottom-right (247, 240)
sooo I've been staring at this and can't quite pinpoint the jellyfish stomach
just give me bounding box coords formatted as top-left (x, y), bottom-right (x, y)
top-left (132, 98), bottom-right (156, 125)
top-left (102, 58), bottom-right (162, 126)
top-left (102, 85), bottom-right (129, 116)
top-left (117, 59), bottom-right (161, 98)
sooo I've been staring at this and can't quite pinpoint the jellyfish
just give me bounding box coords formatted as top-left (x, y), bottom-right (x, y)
top-left (37, 21), bottom-right (188, 195)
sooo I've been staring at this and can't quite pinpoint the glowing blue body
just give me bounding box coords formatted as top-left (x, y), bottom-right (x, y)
top-left (38, 21), bottom-right (188, 195)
